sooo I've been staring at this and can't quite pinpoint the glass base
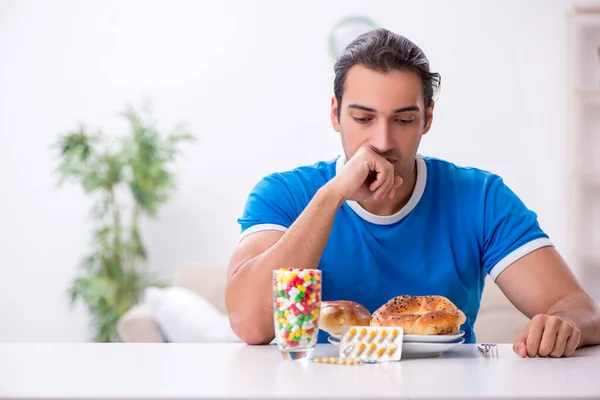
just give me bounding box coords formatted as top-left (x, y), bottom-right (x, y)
top-left (278, 347), bottom-right (314, 361)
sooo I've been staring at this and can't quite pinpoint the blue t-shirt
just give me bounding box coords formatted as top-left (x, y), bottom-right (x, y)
top-left (237, 155), bottom-right (552, 344)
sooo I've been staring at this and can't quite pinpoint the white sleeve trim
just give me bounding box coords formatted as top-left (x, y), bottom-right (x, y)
top-left (238, 223), bottom-right (288, 243)
top-left (488, 237), bottom-right (554, 281)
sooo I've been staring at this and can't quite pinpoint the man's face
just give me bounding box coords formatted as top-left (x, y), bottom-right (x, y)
top-left (330, 65), bottom-right (434, 177)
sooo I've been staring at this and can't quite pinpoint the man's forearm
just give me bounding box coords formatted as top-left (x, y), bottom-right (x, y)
top-left (227, 184), bottom-right (345, 344)
top-left (548, 292), bottom-right (600, 347)
top-left (260, 185), bottom-right (345, 271)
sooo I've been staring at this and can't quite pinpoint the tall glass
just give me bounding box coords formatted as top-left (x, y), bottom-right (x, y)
top-left (272, 268), bottom-right (322, 360)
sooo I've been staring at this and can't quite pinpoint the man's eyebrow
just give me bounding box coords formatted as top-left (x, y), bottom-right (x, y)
top-left (347, 104), bottom-right (421, 113)
top-left (392, 105), bottom-right (420, 113)
top-left (347, 104), bottom-right (376, 112)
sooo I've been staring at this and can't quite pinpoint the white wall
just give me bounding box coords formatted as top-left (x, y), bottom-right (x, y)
top-left (0, 0), bottom-right (595, 341)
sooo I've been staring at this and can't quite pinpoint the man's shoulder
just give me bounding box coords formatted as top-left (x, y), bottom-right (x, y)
top-left (422, 155), bottom-right (502, 187)
top-left (254, 157), bottom-right (338, 194)
top-left (278, 157), bottom-right (337, 180)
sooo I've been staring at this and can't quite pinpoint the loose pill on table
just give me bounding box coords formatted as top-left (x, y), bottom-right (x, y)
top-left (311, 357), bottom-right (363, 366)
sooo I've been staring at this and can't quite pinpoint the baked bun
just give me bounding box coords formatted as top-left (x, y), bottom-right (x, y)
top-left (319, 300), bottom-right (371, 335)
top-left (370, 295), bottom-right (466, 335)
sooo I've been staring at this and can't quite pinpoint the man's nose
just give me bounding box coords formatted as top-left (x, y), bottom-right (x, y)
top-left (369, 122), bottom-right (394, 154)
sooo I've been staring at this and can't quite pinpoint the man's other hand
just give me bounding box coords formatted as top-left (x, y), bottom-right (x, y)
top-left (513, 314), bottom-right (581, 358)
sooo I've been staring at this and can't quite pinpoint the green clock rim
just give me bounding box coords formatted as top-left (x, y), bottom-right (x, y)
top-left (328, 15), bottom-right (378, 61)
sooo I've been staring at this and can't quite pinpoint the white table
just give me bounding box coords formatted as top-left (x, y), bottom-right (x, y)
top-left (1, 343), bottom-right (599, 399)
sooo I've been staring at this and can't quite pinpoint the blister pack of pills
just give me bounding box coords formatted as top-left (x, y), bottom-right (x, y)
top-left (338, 326), bottom-right (404, 362)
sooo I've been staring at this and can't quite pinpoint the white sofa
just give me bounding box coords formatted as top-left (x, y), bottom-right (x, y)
top-left (117, 263), bottom-right (530, 344)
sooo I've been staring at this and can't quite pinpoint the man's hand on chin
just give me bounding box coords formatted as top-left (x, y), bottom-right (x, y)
top-left (513, 314), bottom-right (581, 358)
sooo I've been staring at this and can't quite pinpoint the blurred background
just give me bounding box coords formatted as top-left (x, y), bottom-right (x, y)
top-left (1, 0), bottom-right (599, 343)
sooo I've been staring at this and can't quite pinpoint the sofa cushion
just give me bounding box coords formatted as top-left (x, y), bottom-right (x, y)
top-left (173, 264), bottom-right (228, 314)
top-left (116, 304), bottom-right (165, 343)
top-left (144, 286), bottom-right (241, 343)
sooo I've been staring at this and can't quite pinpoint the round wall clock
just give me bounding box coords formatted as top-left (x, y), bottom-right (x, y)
top-left (328, 16), bottom-right (379, 60)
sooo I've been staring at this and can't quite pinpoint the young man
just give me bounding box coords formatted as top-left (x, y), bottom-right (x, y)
top-left (225, 29), bottom-right (600, 357)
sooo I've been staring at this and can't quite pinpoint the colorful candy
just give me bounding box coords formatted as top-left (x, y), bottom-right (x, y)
top-left (273, 268), bottom-right (322, 350)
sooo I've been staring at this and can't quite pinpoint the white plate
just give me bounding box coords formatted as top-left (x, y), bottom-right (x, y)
top-left (327, 336), bottom-right (465, 358)
top-left (402, 330), bottom-right (465, 343)
top-left (330, 330), bottom-right (464, 343)
top-left (401, 339), bottom-right (465, 358)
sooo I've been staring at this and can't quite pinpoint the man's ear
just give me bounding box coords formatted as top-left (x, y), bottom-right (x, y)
top-left (423, 100), bottom-right (435, 135)
top-left (330, 96), bottom-right (341, 132)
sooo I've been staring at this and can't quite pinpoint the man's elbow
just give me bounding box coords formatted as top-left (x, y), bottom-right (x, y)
top-left (229, 315), bottom-right (274, 345)
top-left (225, 271), bottom-right (274, 345)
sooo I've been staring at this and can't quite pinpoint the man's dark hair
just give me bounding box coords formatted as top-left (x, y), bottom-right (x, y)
top-left (333, 28), bottom-right (441, 123)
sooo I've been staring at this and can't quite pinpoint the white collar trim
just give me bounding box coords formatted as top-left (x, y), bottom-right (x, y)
top-left (334, 155), bottom-right (427, 225)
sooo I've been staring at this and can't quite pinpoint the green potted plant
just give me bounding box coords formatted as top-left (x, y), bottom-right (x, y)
top-left (54, 104), bottom-right (194, 342)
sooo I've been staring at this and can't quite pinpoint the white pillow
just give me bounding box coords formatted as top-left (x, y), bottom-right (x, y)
top-left (144, 286), bottom-right (242, 343)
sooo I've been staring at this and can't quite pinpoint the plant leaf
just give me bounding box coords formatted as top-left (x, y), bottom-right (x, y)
top-left (56, 103), bottom-right (194, 341)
